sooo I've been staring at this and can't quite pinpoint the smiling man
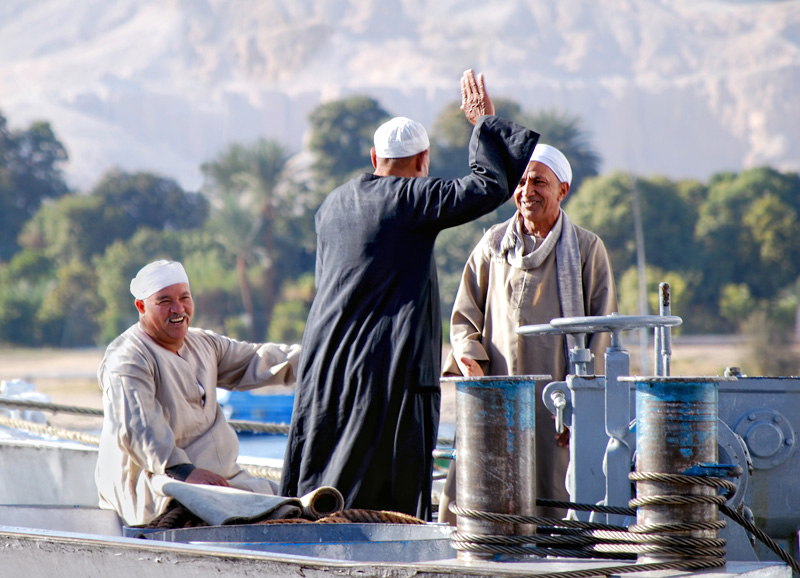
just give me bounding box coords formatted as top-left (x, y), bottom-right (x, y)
top-left (440, 144), bottom-right (617, 523)
top-left (95, 260), bottom-right (301, 526)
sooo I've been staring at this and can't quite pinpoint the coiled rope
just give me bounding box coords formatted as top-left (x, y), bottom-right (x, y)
top-left (448, 469), bottom-right (800, 578)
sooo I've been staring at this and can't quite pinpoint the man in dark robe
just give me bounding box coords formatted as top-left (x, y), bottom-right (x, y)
top-left (280, 70), bottom-right (539, 520)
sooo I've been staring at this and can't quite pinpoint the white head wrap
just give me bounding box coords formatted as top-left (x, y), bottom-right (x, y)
top-left (130, 260), bottom-right (190, 300)
top-left (529, 144), bottom-right (572, 186)
top-left (373, 116), bottom-right (430, 159)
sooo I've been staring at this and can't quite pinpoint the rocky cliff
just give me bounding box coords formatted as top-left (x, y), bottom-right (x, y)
top-left (0, 0), bottom-right (797, 190)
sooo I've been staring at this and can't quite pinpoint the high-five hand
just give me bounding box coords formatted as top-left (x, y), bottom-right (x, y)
top-left (460, 69), bottom-right (495, 125)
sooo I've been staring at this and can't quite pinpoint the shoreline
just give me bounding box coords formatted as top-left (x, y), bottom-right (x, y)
top-left (0, 338), bottom-right (753, 428)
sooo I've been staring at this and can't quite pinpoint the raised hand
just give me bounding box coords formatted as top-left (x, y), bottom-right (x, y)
top-left (460, 69), bottom-right (495, 125)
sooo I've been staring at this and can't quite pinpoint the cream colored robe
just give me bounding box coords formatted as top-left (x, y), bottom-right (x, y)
top-left (96, 324), bottom-right (300, 526)
top-left (442, 215), bottom-right (617, 518)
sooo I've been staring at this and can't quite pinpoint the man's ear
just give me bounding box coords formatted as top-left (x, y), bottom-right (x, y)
top-left (370, 147), bottom-right (378, 169)
top-left (415, 150), bottom-right (429, 173)
top-left (135, 299), bottom-right (146, 314)
top-left (559, 181), bottom-right (570, 202)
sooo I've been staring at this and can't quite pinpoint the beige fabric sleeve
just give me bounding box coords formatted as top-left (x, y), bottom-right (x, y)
top-left (445, 239), bottom-right (493, 375)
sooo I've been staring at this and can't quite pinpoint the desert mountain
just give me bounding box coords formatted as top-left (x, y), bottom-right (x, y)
top-left (0, 0), bottom-right (797, 190)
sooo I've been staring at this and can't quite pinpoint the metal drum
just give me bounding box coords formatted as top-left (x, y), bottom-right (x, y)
top-left (622, 376), bottom-right (735, 563)
top-left (442, 375), bottom-right (549, 561)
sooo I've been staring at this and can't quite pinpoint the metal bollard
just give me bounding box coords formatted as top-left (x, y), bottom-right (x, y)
top-left (443, 375), bottom-right (549, 561)
top-left (622, 376), bottom-right (735, 563)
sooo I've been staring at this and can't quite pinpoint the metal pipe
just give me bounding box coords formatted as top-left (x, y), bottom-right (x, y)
top-left (444, 375), bottom-right (549, 561)
top-left (659, 283), bottom-right (672, 377)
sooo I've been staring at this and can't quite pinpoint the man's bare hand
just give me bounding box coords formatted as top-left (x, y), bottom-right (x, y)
top-left (460, 69), bottom-right (495, 125)
top-left (458, 356), bottom-right (485, 377)
top-left (552, 416), bottom-right (570, 448)
top-left (185, 467), bottom-right (231, 487)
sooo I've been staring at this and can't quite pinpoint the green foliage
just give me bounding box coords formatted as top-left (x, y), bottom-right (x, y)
top-left (0, 112), bottom-right (70, 261)
top-left (617, 265), bottom-right (692, 333)
top-left (201, 138), bottom-right (316, 341)
top-left (92, 169), bottom-right (208, 232)
top-left (742, 305), bottom-right (800, 376)
top-left (268, 273), bottom-right (316, 343)
top-left (695, 167), bottom-right (800, 303)
top-left (307, 96), bottom-right (390, 187)
top-left (719, 284), bottom-right (755, 327)
top-left (35, 260), bottom-right (102, 347)
top-left (19, 194), bottom-right (126, 265)
top-left (568, 172), bottom-right (701, 275)
top-left (0, 280), bottom-right (45, 346)
top-left (19, 169), bottom-right (208, 266)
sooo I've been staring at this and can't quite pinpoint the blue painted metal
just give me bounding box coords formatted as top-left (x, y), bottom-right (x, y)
top-left (217, 390), bottom-right (294, 425)
top-left (626, 376), bottom-right (732, 563)
top-left (441, 375), bottom-right (549, 561)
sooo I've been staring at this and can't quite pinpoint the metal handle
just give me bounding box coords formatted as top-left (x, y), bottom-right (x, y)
top-left (552, 390), bottom-right (567, 434)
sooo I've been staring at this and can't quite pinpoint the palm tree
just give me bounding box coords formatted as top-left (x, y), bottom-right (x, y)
top-left (201, 139), bottom-right (289, 340)
top-left (522, 108), bottom-right (601, 196)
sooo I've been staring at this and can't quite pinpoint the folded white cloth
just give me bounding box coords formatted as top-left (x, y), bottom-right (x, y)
top-left (151, 475), bottom-right (345, 526)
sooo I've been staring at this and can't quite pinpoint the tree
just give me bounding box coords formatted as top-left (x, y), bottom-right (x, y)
top-left (35, 260), bottom-right (102, 347)
top-left (18, 169), bottom-right (208, 266)
top-left (307, 96), bottom-right (390, 187)
top-left (520, 109), bottom-right (601, 195)
top-left (201, 139), bottom-right (315, 341)
top-left (268, 273), bottom-right (316, 343)
top-left (0, 112), bottom-right (70, 261)
top-left (567, 172), bottom-right (701, 275)
top-left (695, 167), bottom-right (800, 304)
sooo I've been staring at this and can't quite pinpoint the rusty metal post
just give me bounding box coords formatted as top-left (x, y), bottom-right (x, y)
top-left (444, 375), bottom-right (549, 561)
top-left (624, 376), bottom-right (734, 563)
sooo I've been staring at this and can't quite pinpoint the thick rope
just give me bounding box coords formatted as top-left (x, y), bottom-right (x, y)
top-left (0, 415), bottom-right (100, 445)
top-left (448, 470), bottom-right (748, 578)
top-left (0, 397), bottom-right (103, 416)
top-left (720, 503), bottom-right (800, 574)
top-left (238, 463), bottom-right (282, 481)
top-left (0, 397), bottom-right (454, 444)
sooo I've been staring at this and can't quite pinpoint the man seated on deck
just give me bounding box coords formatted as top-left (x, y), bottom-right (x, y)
top-left (95, 259), bottom-right (301, 526)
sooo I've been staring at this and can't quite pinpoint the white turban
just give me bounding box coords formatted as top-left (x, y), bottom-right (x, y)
top-left (373, 116), bottom-right (430, 159)
top-left (529, 144), bottom-right (572, 186)
top-left (130, 260), bottom-right (190, 300)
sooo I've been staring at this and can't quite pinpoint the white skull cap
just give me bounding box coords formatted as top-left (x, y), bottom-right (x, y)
top-left (130, 260), bottom-right (190, 300)
top-left (373, 116), bottom-right (430, 159)
top-left (529, 144), bottom-right (573, 186)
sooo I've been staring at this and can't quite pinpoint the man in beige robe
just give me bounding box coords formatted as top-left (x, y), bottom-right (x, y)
top-left (440, 144), bottom-right (617, 523)
top-left (95, 260), bottom-right (301, 526)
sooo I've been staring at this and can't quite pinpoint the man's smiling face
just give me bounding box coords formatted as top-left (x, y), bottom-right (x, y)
top-left (513, 161), bottom-right (568, 236)
top-left (136, 283), bottom-right (194, 352)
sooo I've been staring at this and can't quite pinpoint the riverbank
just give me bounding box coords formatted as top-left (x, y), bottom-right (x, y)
top-left (0, 336), bottom-right (753, 428)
